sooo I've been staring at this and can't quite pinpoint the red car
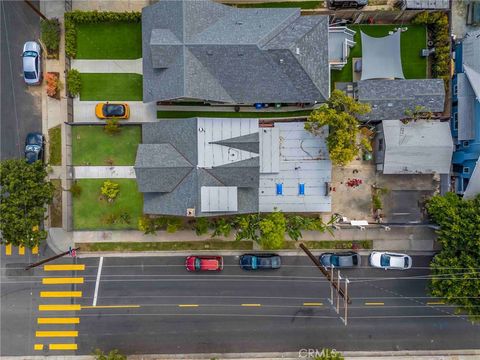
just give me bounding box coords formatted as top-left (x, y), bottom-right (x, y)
top-left (185, 256), bottom-right (223, 272)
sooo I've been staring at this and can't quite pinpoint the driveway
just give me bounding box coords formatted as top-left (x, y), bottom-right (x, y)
top-left (0, 0), bottom-right (41, 160)
top-left (73, 100), bottom-right (157, 122)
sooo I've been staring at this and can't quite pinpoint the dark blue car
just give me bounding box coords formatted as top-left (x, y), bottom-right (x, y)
top-left (240, 254), bottom-right (281, 270)
top-left (25, 132), bottom-right (44, 164)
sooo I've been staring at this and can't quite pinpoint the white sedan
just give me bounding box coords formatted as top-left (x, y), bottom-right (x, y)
top-left (369, 251), bottom-right (412, 270)
top-left (22, 41), bottom-right (42, 85)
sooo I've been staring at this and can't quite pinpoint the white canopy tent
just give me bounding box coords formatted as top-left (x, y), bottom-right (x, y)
top-left (360, 31), bottom-right (405, 80)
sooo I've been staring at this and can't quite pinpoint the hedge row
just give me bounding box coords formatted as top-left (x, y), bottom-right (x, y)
top-left (64, 10), bottom-right (141, 58)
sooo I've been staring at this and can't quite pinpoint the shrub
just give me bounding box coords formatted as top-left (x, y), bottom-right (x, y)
top-left (101, 180), bottom-right (119, 201)
top-left (69, 182), bottom-right (82, 198)
top-left (258, 211), bottom-right (286, 250)
top-left (45, 72), bottom-right (60, 97)
top-left (166, 217), bottom-right (183, 233)
top-left (194, 217), bottom-right (210, 236)
top-left (138, 215), bottom-right (156, 234)
top-left (104, 119), bottom-right (121, 135)
top-left (40, 18), bottom-right (60, 56)
top-left (93, 349), bottom-right (126, 360)
top-left (372, 194), bottom-right (382, 210)
top-left (64, 11), bottom-right (141, 59)
top-left (66, 69), bottom-right (81, 97)
top-left (211, 218), bottom-right (233, 238)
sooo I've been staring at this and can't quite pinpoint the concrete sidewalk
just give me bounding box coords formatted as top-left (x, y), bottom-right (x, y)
top-left (74, 166), bottom-right (135, 178)
top-left (72, 59), bottom-right (142, 74)
top-left (73, 100), bottom-right (157, 121)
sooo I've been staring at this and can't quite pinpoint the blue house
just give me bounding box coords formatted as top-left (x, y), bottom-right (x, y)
top-left (451, 30), bottom-right (480, 198)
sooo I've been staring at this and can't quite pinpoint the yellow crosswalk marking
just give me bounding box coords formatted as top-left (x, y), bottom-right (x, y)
top-left (34, 344), bottom-right (44, 350)
top-left (241, 303), bottom-right (262, 307)
top-left (36, 331), bottom-right (78, 337)
top-left (5, 243), bottom-right (12, 256)
top-left (49, 344), bottom-right (77, 350)
top-left (18, 245), bottom-right (25, 255)
top-left (303, 302), bottom-right (323, 306)
top-left (32, 245), bottom-right (38, 255)
top-left (44, 264), bottom-right (85, 271)
top-left (40, 291), bottom-right (82, 298)
top-left (178, 304), bottom-right (199, 308)
top-left (38, 304), bottom-right (81, 311)
top-left (38, 318), bottom-right (80, 324)
top-left (365, 302), bottom-right (385, 306)
top-left (427, 301), bottom-right (445, 305)
top-left (42, 277), bottom-right (84, 284)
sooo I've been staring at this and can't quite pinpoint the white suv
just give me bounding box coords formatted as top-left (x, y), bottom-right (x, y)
top-left (369, 251), bottom-right (412, 270)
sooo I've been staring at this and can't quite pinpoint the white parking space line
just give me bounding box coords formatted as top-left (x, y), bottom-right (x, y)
top-left (92, 257), bottom-right (104, 306)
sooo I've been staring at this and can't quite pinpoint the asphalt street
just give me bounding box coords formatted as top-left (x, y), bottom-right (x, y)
top-left (0, 0), bottom-right (41, 160)
top-left (1, 252), bottom-right (479, 356)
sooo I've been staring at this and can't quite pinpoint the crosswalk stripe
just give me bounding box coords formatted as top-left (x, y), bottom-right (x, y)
top-left (34, 344), bottom-right (44, 350)
top-left (5, 243), bottom-right (12, 256)
top-left (40, 291), bottom-right (82, 298)
top-left (49, 344), bottom-right (77, 350)
top-left (18, 245), bottom-right (25, 255)
top-left (42, 277), bottom-right (84, 284)
top-left (38, 304), bottom-right (81, 311)
top-left (44, 264), bottom-right (85, 271)
top-left (38, 318), bottom-right (80, 324)
top-left (32, 245), bottom-right (38, 254)
top-left (36, 331), bottom-right (78, 337)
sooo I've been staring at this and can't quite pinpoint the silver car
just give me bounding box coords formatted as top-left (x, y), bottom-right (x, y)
top-left (369, 251), bottom-right (412, 270)
top-left (22, 41), bottom-right (42, 85)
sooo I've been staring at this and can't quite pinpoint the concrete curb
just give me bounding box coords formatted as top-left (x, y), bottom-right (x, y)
top-left (2, 349), bottom-right (480, 360)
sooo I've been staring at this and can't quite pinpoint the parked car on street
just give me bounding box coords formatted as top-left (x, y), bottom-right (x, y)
top-left (185, 256), bottom-right (223, 272)
top-left (22, 41), bottom-right (42, 85)
top-left (95, 102), bottom-right (130, 119)
top-left (369, 251), bottom-right (412, 270)
top-left (24, 132), bottom-right (44, 164)
top-left (239, 254), bottom-right (281, 270)
top-left (319, 251), bottom-right (361, 269)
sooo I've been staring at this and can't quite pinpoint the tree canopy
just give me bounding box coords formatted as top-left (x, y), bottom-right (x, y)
top-left (305, 89), bottom-right (371, 166)
top-left (0, 159), bottom-right (54, 248)
top-left (426, 192), bottom-right (480, 320)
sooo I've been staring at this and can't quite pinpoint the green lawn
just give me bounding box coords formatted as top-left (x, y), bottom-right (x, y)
top-left (157, 109), bottom-right (313, 119)
top-left (73, 179), bottom-right (143, 230)
top-left (331, 24), bottom-right (427, 87)
top-left (48, 126), bottom-right (61, 166)
top-left (237, 1), bottom-right (322, 9)
top-left (79, 73), bottom-right (143, 101)
top-left (76, 22), bottom-right (142, 59)
top-left (72, 125), bottom-right (141, 165)
top-left (78, 240), bottom-right (253, 252)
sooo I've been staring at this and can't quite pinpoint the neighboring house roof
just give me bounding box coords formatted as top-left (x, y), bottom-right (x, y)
top-left (142, 0), bottom-right (330, 104)
top-left (457, 72), bottom-right (477, 141)
top-left (135, 118), bottom-right (259, 217)
top-left (360, 31), bottom-right (405, 80)
top-left (357, 79), bottom-right (446, 121)
top-left (462, 30), bottom-right (480, 73)
top-left (463, 64), bottom-right (480, 101)
top-left (328, 27), bottom-right (356, 69)
top-left (381, 120), bottom-right (453, 174)
top-left (463, 158), bottom-right (480, 199)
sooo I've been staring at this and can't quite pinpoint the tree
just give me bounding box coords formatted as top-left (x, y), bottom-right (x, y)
top-left (305, 90), bottom-right (371, 166)
top-left (258, 211), bottom-right (286, 250)
top-left (426, 192), bottom-right (480, 320)
top-left (0, 159), bottom-right (54, 248)
top-left (93, 349), bottom-right (126, 360)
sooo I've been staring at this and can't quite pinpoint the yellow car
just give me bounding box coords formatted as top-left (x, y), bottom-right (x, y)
top-left (95, 102), bottom-right (130, 119)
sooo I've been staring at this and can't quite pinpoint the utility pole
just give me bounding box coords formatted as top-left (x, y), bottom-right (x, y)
top-left (23, 0), bottom-right (47, 20)
top-left (25, 247), bottom-right (79, 270)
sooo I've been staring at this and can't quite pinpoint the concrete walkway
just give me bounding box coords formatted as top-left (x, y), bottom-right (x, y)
top-left (73, 100), bottom-right (157, 122)
top-left (71, 59), bottom-right (143, 74)
top-left (74, 166), bottom-right (136, 179)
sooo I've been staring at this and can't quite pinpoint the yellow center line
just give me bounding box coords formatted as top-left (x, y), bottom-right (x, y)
top-left (427, 301), bottom-right (446, 305)
top-left (178, 304), bottom-right (199, 308)
top-left (81, 305), bottom-right (141, 309)
top-left (39, 304), bottom-right (81, 311)
top-left (5, 243), bottom-right (12, 256)
top-left (241, 303), bottom-right (262, 307)
top-left (49, 344), bottom-right (77, 350)
top-left (303, 302), bottom-right (323, 306)
top-left (365, 302), bottom-right (385, 306)
top-left (44, 264), bottom-right (85, 271)
top-left (40, 291), bottom-right (82, 298)
top-left (18, 245), bottom-right (25, 255)
top-left (34, 344), bottom-right (43, 351)
top-left (42, 277), bottom-right (84, 285)
top-left (38, 318), bottom-right (80, 324)
top-left (36, 331), bottom-right (78, 338)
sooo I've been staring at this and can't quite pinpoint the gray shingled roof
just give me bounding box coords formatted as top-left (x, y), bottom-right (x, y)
top-left (357, 79), bottom-right (445, 121)
top-left (134, 119), bottom-right (260, 217)
top-left (142, 0), bottom-right (329, 104)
